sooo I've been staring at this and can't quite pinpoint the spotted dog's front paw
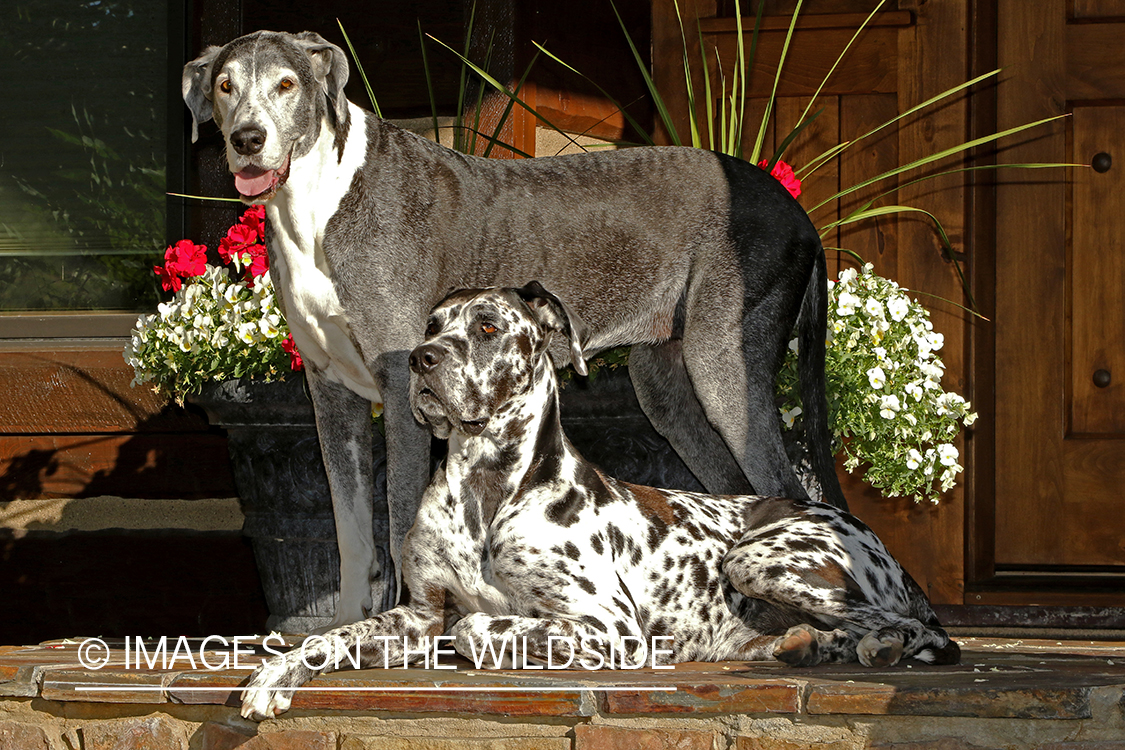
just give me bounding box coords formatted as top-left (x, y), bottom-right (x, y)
top-left (857, 629), bottom-right (904, 668)
top-left (240, 655), bottom-right (306, 721)
top-left (450, 613), bottom-right (515, 668)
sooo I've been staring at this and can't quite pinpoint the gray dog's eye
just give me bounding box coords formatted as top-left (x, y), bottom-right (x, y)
top-left (279, 78), bottom-right (295, 92)
top-left (219, 79), bottom-right (232, 94)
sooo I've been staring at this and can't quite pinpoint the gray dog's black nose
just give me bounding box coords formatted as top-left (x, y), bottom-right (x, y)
top-left (409, 344), bottom-right (444, 374)
top-left (231, 126), bottom-right (267, 155)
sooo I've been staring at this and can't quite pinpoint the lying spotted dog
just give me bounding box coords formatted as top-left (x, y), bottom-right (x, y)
top-left (240, 283), bottom-right (959, 720)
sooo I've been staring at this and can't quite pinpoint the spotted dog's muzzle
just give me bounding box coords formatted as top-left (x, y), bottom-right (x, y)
top-left (408, 340), bottom-right (490, 439)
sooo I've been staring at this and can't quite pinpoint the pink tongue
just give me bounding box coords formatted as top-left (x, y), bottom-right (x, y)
top-left (234, 168), bottom-right (277, 197)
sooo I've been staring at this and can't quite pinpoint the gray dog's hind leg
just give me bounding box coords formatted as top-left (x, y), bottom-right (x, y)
top-left (306, 366), bottom-right (379, 630)
top-left (679, 313), bottom-right (810, 502)
top-left (629, 341), bottom-right (753, 495)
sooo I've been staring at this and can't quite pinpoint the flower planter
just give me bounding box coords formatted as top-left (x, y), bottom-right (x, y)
top-left (191, 369), bottom-right (702, 633)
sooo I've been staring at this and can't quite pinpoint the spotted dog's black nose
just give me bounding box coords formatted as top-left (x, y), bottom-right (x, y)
top-left (231, 126), bottom-right (267, 155)
top-left (409, 344), bottom-right (445, 374)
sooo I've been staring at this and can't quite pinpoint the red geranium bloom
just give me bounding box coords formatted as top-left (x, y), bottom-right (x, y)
top-left (163, 239), bottom-right (208, 279)
top-left (219, 223), bottom-right (258, 265)
top-left (758, 159), bottom-right (802, 199)
top-left (154, 264), bottom-right (183, 292)
top-left (282, 334), bottom-right (304, 371)
top-left (242, 244), bottom-right (270, 288)
top-left (240, 204), bottom-right (266, 240)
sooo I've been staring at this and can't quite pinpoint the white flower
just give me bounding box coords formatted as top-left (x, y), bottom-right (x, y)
top-left (888, 294), bottom-right (910, 322)
top-left (236, 322), bottom-right (258, 345)
top-left (867, 366), bottom-right (886, 389)
top-left (258, 314), bottom-right (281, 339)
top-left (865, 298), bottom-right (885, 319)
top-left (906, 449), bottom-right (923, 470)
top-left (838, 267), bottom-right (858, 286)
top-left (780, 406), bottom-right (803, 429)
top-left (938, 443), bottom-right (959, 467)
top-left (837, 291), bottom-right (861, 316)
top-left (788, 337), bottom-right (799, 354)
top-left (874, 346), bottom-right (888, 363)
top-left (879, 394), bottom-right (901, 419)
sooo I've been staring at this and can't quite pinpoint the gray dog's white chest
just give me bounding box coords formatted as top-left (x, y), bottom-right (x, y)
top-left (265, 103), bottom-right (382, 404)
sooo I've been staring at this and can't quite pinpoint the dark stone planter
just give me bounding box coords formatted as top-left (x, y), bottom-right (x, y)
top-left (191, 377), bottom-right (394, 634)
top-left (192, 368), bottom-right (702, 633)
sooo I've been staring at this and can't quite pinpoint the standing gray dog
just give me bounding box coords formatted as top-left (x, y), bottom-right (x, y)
top-left (183, 30), bottom-right (845, 629)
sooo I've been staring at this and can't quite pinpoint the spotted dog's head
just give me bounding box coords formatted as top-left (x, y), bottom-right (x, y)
top-left (182, 30), bottom-right (350, 202)
top-left (409, 282), bottom-right (589, 439)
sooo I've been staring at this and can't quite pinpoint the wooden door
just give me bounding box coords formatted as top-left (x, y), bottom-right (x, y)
top-left (986, 0), bottom-right (1125, 602)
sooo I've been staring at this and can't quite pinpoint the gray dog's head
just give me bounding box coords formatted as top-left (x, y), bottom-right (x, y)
top-left (182, 30), bottom-right (350, 202)
top-left (409, 282), bottom-right (589, 440)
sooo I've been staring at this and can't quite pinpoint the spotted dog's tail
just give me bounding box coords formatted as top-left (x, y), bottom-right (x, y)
top-left (911, 618), bottom-right (961, 665)
top-left (798, 248), bottom-right (848, 511)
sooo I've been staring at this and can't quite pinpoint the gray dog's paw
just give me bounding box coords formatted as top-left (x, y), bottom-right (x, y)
top-left (240, 657), bottom-right (302, 721)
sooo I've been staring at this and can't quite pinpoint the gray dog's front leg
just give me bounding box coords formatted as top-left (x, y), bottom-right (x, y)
top-left (306, 366), bottom-right (378, 630)
top-left (377, 351), bottom-right (433, 602)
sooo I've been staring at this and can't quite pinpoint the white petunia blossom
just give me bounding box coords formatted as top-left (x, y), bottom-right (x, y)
top-left (879, 394), bottom-right (901, 419)
top-left (867, 366), bottom-right (886, 389)
top-left (837, 291), bottom-right (861, 316)
top-left (888, 294), bottom-right (910, 322)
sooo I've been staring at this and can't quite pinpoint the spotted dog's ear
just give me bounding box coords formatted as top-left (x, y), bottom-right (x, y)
top-left (515, 281), bottom-right (591, 377)
top-left (182, 45), bottom-right (222, 143)
top-left (294, 32), bottom-right (350, 131)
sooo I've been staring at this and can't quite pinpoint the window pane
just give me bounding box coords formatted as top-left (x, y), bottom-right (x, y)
top-left (0, 0), bottom-right (167, 312)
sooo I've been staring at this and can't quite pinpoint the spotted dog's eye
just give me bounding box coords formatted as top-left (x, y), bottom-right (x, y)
top-left (219, 79), bottom-right (232, 94)
top-left (425, 320), bottom-right (440, 336)
top-left (480, 322), bottom-right (498, 335)
top-left (279, 78), bottom-right (295, 92)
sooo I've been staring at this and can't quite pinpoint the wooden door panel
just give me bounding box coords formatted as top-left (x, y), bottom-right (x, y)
top-left (1070, 106), bottom-right (1125, 436)
top-left (993, 1), bottom-right (1125, 579)
top-left (1066, 23), bottom-right (1125, 100)
top-left (1071, 0), bottom-right (1125, 19)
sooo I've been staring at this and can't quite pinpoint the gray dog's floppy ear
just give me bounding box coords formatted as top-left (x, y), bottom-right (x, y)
top-left (183, 45), bottom-right (222, 143)
top-left (516, 281), bottom-right (591, 377)
top-left (295, 32), bottom-right (350, 129)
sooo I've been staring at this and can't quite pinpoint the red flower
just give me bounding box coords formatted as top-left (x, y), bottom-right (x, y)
top-left (154, 239), bottom-right (206, 291)
top-left (240, 204), bottom-right (266, 240)
top-left (219, 223), bottom-right (258, 265)
top-left (154, 264), bottom-right (183, 292)
top-left (282, 334), bottom-right (304, 371)
top-left (244, 245), bottom-right (270, 287)
top-left (164, 239), bottom-right (208, 278)
top-left (759, 159), bottom-right (802, 199)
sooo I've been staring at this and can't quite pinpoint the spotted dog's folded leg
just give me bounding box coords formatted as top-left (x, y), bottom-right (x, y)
top-left (241, 604), bottom-right (442, 720)
top-left (721, 498), bottom-right (958, 667)
top-left (450, 611), bottom-right (648, 669)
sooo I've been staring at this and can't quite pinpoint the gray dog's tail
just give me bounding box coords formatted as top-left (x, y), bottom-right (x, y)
top-left (799, 249), bottom-right (848, 511)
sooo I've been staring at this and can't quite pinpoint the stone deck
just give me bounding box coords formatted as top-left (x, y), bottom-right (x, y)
top-left (1, 636), bottom-right (1123, 749)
